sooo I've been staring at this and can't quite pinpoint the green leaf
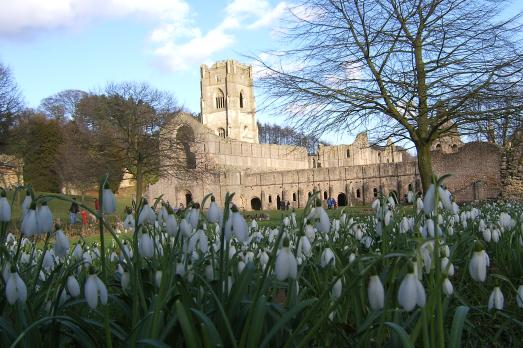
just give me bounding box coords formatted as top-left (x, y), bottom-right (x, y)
top-left (137, 339), bottom-right (172, 348)
top-left (191, 308), bottom-right (224, 347)
top-left (385, 322), bottom-right (414, 348)
top-left (175, 300), bottom-right (200, 348)
top-left (449, 306), bottom-right (469, 348)
top-left (246, 295), bottom-right (267, 347)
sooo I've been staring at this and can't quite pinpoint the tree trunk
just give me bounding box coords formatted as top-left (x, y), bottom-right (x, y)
top-left (416, 142), bottom-right (434, 193)
top-left (135, 162), bottom-right (143, 204)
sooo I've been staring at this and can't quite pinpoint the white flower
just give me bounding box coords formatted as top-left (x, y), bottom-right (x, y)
top-left (416, 197), bottom-right (424, 214)
top-left (407, 190), bottom-right (414, 204)
top-left (384, 210), bottom-right (392, 226)
top-left (305, 224), bottom-right (316, 242)
top-left (259, 251), bottom-right (269, 266)
top-left (21, 205), bottom-right (38, 237)
top-left (54, 229), bottom-right (70, 258)
top-left (368, 275), bottom-right (385, 311)
top-left (121, 271), bottom-right (130, 290)
top-left (0, 190), bottom-right (11, 222)
top-left (469, 247), bottom-right (488, 282)
top-left (37, 203), bottom-right (53, 235)
top-left (5, 270), bottom-right (27, 305)
top-left (372, 199), bottom-right (380, 212)
top-left (297, 236), bottom-right (312, 258)
top-left (315, 206), bottom-right (330, 233)
top-left (320, 248), bottom-right (335, 267)
top-left (207, 197), bottom-right (221, 224)
top-left (138, 232), bottom-right (154, 258)
top-left (438, 187), bottom-right (452, 211)
top-left (423, 184), bottom-right (435, 215)
top-left (21, 192), bottom-right (32, 216)
top-left (482, 229), bottom-right (492, 242)
top-left (397, 273), bottom-right (426, 311)
top-left (43, 250), bottom-right (55, 271)
top-left (442, 278), bottom-right (453, 296)
top-left (155, 270), bottom-right (162, 288)
top-left (331, 278), bottom-right (342, 299)
top-left (205, 263), bottom-right (214, 281)
top-left (187, 206), bottom-right (200, 229)
top-left (84, 273), bottom-right (108, 309)
top-left (123, 213), bottom-right (135, 230)
top-left (274, 240), bottom-right (297, 281)
top-left (102, 187), bottom-right (116, 214)
top-left (138, 202), bottom-right (156, 225)
top-left (488, 287), bottom-right (504, 311)
top-left (516, 285), bottom-right (523, 308)
top-left (225, 205), bottom-right (248, 242)
top-left (180, 219), bottom-right (192, 238)
top-left (164, 214), bottom-right (178, 237)
top-left (441, 257), bottom-right (455, 277)
top-left (73, 244), bottom-right (83, 260)
top-left (67, 275), bottom-right (81, 297)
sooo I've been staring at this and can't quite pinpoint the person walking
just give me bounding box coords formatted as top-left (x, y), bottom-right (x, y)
top-left (69, 198), bottom-right (79, 225)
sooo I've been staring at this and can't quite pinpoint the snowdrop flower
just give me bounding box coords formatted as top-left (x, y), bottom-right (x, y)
top-left (331, 278), bottom-right (342, 299)
top-left (166, 214), bottom-right (179, 237)
top-left (102, 185), bottom-right (116, 214)
top-left (491, 229), bottom-right (500, 243)
top-left (274, 238), bottom-right (297, 281)
top-left (397, 272), bottom-right (426, 311)
top-left (205, 263), bottom-right (214, 281)
top-left (21, 191), bottom-right (32, 217)
top-left (138, 200), bottom-right (156, 225)
top-left (398, 217), bottom-right (410, 233)
top-left (451, 202), bottom-right (459, 215)
top-left (54, 228), bottom-right (70, 258)
top-left (207, 196), bottom-right (221, 224)
top-left (283, 216), bottom-right (290, 227)
top-left (320, 248), bottom-right (335, 267)
top-left (21, 203), bottom-right (39, 237)
top-left (259, 251), bottom-right (269, 267)
top-left (187, 204), bottom-right (200, 229)
top-left (123, 212), bottom-right (135, 230)
top-left (37, 202), bottom-right (53, 234)
top-left (488, 287), bottom-right (504, 311)
top-left (0, 189), bottom-right (11, 222)
top-left (138, 232), bottom-right (154, 258)
top-left (5, 268), bottom-right (27, 305)
top-left (315, 206), bottom-right (330, 234)
top-left (297, 235), bottom-right (312, 258)
top-left (425, 219), bottom-right (435, 238)
top-left (84, 271), bottom-right (108, 309)
top-left (305, 224), bottom-right (316, 242)
top-left (155, 270), bottom-right (162, 288)
top-left (228, 244), bottom-right (237, 259)
top-left (225, 205), bottom-right (248, 242)
top-left (482, 229), bottom-right (492, 242)
top-left (67, 275), bottom-right (81, 297)
top-left (416, 197), bottom-right (424, 214)
top-left (368, 275), bottom-right (385, 311)
top-left (469, 242), bottom-right (488, 282)
top-left (349, 253), bottom-right (357, 264)
top-left (371, 199), bottom-right (380, 212)
top-left (438, 187), bottom-right (452, 211)
top-left (121, 271), bottom-right (130, 291)
top-left (42, 250), bottom-right (55, 271)
top-left (407, 189), bottom-right (414, 204)
top-left (180, 219), bottom-right (192, 238)
top-left (423, 184), bottom-right (436, 215)
top-left (189, 230), bottom-right (209, 253)
top-left (442, 278), bottom-right (453, 296)
top-left (384, 210), bottom-right (392, 226)
top-left (250, 219), bottom-right (258, 230)
top-left (441, 257), bottom-right (455, 277)
top-left (73, 243), bottom-right (83, 260)
top-left (516, 285), bottom-right (523, 309)
top-left (238, 260), bottom-right (246, 273)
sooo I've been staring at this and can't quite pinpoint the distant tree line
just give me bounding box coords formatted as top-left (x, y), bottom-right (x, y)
top-left (257, 122), bottom-right (329, 154)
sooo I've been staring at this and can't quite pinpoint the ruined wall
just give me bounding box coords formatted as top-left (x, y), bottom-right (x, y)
top-left (432, 142), bottom-right (501, 201)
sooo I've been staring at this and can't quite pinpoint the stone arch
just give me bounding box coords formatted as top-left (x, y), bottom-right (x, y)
top-left (215, 88), bottom-right (225, 109)
top-left (218, 127), bottom-right (226, 138)
top-left (250, 197), bottom-right (261, 210)
top-left (176, 124), bottom-right (197, 169)
top-left (337, 192), bottom-right (347, 206)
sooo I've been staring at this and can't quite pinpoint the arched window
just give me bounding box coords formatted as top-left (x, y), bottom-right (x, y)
top-left (452, 144), bottom-right (458, 151)
top-left (436, 143), bottom-right (442, 150)
top-left (293, 193), bottom-right (297, 201)
top-left (373, 188), bottom-right (378, 197)
top-left (324, 191), bottom-right (328, 200)
top-left (218, 128), bottom-right (226, 138)
top-left (356, 189), bottom-right (361, 198)
top-left (268, 195), bottom-right (272, 203)
top-left (346, 148), bottom-right (350, 158)
top-left (215, 89), bottom-right (225, 109)
top-left (313, 159), bottom-right (316, 168)
top-left (239, 92), bottom-right (244, 108)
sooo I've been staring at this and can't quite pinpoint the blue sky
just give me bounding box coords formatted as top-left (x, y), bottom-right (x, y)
top-left (0, 0), bottom-right (286, 121)
top-left (1, 0), bottom-right (522, 145)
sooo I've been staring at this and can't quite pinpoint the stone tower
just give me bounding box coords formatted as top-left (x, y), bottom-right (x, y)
top-left (200, 60), bottom-right (259, 143)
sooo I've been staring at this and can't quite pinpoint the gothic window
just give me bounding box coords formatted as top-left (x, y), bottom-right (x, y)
top-left (373, 188), bottom-right (378, 197)
top-left (324, 191), bottom-right (328, 200)
top-left (436, 143), bottom-right (442, 150)
top-left (356, 189), bottom-right (361, 198)
top-left (293, 193), bottom-right (297, 201)
top-left (452, 144), bottom-right (458, 151)
top-left (215, 89), bottom-right (225, 109)
top-left (268, 195), bottom-right (272, 203)
top-left (218, 128), bottom-right (226, 138)
top-left (240, 92), bottom-right (244, 108)
top-left (346, 149), bottom-right (350, 158)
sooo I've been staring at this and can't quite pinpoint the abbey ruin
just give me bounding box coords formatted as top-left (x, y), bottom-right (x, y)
top-left (147, 60), bottom-right (512, 211)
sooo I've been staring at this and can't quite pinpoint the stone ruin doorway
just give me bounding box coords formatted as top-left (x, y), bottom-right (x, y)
top-left (337, 193), bottom-right (347, 206)
top-left (250, 197), bottom-right (262, 210)
top-left (276, 195), bottom-right (281, 210)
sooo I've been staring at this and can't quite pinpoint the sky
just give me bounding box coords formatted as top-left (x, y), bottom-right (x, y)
top-left (1, 0), bottom-right (522, 145)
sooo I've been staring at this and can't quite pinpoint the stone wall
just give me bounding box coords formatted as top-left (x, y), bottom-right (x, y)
top-left (432, 142), bottom-right (501, 201)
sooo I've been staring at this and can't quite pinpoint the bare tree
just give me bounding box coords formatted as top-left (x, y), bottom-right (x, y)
top-left (0, 62), bottom-right (24, 149)
top-left (75, 82), bottom-right (215, 201)
top-left (256, 0), bottom-right (523, 191)
top-left (39, 89), bottom-right (88, 121)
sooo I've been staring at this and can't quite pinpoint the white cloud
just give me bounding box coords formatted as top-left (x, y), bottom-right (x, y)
top-left (0, 0), bottom-right (190, 37)
top-left (0, 0), bottom-right (290, 72)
